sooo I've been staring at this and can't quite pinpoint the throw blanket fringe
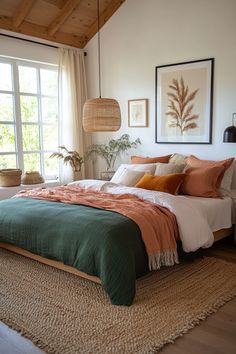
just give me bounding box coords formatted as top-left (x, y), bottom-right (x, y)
top-left (149, 250), bottom-right (179, 270)
top-left (14, 186), bottom-right (179, 270)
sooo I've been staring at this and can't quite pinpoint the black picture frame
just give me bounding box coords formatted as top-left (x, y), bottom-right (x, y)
top-left (155, 58), bottom-right (214, 144)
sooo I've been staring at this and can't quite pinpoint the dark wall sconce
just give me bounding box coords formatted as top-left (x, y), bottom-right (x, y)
top-left (223, 112), bottom-right (236, 143)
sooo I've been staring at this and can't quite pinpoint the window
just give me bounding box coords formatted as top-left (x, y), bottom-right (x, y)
top-left (0, 58), bottom-right (59, 180)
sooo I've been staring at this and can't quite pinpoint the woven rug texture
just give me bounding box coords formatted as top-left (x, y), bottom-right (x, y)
top-left (0, 249), bottom-right (236, 354)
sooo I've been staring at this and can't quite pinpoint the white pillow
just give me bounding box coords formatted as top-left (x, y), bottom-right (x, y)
top-left (116, 169), bottom-right (148, 187)
top-left (155, 163), bottom-right (185, 176)
top-left (111, 163), bottom-right (157, 183)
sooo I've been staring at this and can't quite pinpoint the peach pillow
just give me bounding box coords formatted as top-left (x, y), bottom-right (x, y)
top-left (181, 165), bottom-right (225, 198)
top-left (135, 173), bottom-right (186, 195)
top-left (131, 155), bottom-right (171, 164)
top-left (186, 155), bottom-right (234, 188)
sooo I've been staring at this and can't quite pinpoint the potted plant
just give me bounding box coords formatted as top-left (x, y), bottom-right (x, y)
top-left (86, 134), bottom-right (141, 180)
top-left (50, 146), bottom-right (84, 181)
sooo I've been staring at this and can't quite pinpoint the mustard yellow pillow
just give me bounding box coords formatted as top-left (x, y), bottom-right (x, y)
top-left (135, 173), bottom-right (186, 195)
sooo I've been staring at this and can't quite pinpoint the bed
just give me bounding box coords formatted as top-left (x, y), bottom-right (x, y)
top-left (0, 176), bottom-right (234, 306)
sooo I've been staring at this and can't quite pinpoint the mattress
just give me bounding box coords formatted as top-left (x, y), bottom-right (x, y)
top-left (182, 195), bottom-right (232, 232)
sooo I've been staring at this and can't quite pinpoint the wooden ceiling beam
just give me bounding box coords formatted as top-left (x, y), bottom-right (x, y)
top-left (12, 0), bottom-right (35, 28)
top-left (84, 0), bottom-right (126, 45)
top-left (0, 15), bottom-right (86, 48)
top-left (42, 0), bottom-right (66, 9)
top-left (48, 0), bottom-right (82, 36)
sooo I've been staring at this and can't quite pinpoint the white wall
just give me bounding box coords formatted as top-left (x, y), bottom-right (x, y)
top-left (85, 0), bottom-right (236, 176)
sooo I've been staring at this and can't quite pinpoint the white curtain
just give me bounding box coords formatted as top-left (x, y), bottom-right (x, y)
top-left (58, 48), bottom-right (88, 183)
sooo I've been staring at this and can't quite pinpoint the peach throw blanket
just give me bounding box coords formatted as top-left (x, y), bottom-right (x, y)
top-left (15, 186), bottom-right (179, 270)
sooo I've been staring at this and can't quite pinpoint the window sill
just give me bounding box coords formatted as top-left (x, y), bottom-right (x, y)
top-left (0, 180), bottom-right (60, 200)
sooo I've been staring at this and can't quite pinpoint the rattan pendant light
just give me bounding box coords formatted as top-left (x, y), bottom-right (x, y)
top-left (82, 0), bottom-right (121, 132)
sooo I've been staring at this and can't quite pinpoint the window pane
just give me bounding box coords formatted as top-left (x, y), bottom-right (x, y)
top-left (43, 125), bottom-right (58, 151)
top-left (0, 63), bottom-right (13, 91)
top-left (44, 153), bottom-right (59, 177)
top-left (24, 153), bottom-right (40, 172)
top-left (22, 125), bottom-right (40, 151)
top-left (0, 94), bottom-right (14, 121)
top-left (40, 69), bottom-right (58, 96)
top-left (0, 154), bottom-right (16, 169)
top-left (41, 97), bottom-right (58, 123)
top-left (19, 66), bottom-right (37, 94)
top-left (0, 124), bottom-right (16, 152)
top-left (21, 96), bottom-right (38, 122)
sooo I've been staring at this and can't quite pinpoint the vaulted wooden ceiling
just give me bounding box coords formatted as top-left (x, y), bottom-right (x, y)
top-left (0, 0), bottom-right (125, 48)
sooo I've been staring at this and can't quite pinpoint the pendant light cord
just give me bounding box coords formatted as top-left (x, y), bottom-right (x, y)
top-left (232, 113), bottom-right (236, 126)
top-left (97, 0), bottom-right (102, 98)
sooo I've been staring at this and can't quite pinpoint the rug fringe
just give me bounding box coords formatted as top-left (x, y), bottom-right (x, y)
top-left (0, 318), bottom-right (58, 354)
top-left (148, 291), bottom-right (236, 354)
top-left (1, 292), bottom-right (235, 354)
top-left (148, 250), bottom-right (179, 270)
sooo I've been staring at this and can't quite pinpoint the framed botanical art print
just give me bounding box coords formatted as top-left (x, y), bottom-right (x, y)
top-left (128, 99), bottom-right (148, 127)
top-left (155, 58), bottom-right (214, 144)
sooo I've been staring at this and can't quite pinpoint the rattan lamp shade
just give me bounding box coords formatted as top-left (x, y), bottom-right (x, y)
top-left (83, 98), bottom-right (121, 132)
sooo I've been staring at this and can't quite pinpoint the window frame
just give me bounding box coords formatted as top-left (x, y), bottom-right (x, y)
top-left (0, 57), bottom-right (59, 180)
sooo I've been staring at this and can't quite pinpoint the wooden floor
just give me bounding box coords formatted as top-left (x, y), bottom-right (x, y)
top-left (0, 236), bottom-right (235, 354)
top-left (0, 322), bottom-right (43, 354)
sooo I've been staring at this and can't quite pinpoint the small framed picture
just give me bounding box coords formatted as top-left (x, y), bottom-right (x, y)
top-left (155, 58), bottom-right (214, 144)
top-left (128, 99), bottom-right (148, 127)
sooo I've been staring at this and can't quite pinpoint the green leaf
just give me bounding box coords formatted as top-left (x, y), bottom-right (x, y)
top-left (85, 134), bottom-right (141, 170)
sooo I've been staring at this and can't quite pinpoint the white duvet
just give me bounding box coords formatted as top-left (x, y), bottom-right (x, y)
top-left (69, 179), bottom-right (232, 253)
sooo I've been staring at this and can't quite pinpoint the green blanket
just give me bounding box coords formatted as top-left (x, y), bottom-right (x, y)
top-left (0, 198), bottom-right (148, 305)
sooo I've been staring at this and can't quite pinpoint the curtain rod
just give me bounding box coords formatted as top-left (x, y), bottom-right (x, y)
top-left (0, 33), bottom-right (87, 56)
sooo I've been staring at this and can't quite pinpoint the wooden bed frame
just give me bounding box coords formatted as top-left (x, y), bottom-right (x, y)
top-left (213, 227), bottom-right (234, 242)
top-left (0, 242), bottom-right (101, 284)
top-left (0, 227), bottom-right (233, 285)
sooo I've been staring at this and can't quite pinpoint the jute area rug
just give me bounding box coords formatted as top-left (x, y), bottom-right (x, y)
top-left (0, 249), bottom-right (236, 354)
